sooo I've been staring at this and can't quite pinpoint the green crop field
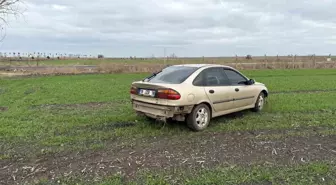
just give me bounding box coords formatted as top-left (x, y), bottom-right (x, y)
top-left (0, 68), bottom-right (336, 184)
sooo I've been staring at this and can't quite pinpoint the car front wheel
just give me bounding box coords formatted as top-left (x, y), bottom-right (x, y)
top-left (186, 103), bottom-right (211, 131)
top-left (252, 92), bottom-right (265, 112)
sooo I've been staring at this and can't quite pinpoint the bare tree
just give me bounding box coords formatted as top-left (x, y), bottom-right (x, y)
top-left (0, 0), bottom-right (22, 41)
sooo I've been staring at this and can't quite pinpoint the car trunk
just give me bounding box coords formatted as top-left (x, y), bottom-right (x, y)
top-left (131, 81), bottom-right (172, 105)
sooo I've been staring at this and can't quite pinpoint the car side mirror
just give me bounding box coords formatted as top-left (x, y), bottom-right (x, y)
top-left (248, 79), bottom-right (255, 85)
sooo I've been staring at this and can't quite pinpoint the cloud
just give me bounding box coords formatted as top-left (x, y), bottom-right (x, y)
top-left (1, 0), bottom-right (336, 57)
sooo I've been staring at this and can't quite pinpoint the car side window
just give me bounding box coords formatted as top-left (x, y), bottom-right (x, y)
top-left (193, 67), bottom-right (230, 86)
top-left (193, 72), bottom-right (205, 86)
top-left (224, 69), bottom-right (247, 85)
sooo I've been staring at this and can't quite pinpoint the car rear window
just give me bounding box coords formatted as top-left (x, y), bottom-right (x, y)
top-left (146, 66), bottom-right (199, 84)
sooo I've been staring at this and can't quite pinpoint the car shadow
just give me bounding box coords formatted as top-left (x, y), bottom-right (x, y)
top-left (145, 118), bottom-right (190, 131)
top-left (144, 109), bottom-right (254, 131)
top-left (212, 109), bottom-right (251, 122)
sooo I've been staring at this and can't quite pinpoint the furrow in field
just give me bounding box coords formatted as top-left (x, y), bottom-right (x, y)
top-left (1, 130), bottom-right (335, 185)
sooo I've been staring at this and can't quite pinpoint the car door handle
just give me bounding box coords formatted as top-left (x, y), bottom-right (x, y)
top-left (235, 88), bottom-right (239, 92)
top-left (209, 90), bottom-right (215, 94)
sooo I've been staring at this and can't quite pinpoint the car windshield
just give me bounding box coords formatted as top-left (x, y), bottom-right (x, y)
top-left (146, 66), bottom-right (199, 84)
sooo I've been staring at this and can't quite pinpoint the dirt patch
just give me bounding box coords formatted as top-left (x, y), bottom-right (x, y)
top-left (2, 60), bottom-right (336, 76)
top-left (1, 127), bottom-right (335, 184)
top-left (96, 61), bottom-right (336, 73)
top-left (0, 107), bottom-right (8, 112)
top-left (0, 72), bottom-right (26, 77)
top-left (0, 88), bottom-right (5, 95)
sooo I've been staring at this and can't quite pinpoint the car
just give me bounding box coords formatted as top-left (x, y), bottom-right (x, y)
top-left (130, 64), bottom-right (268, 131)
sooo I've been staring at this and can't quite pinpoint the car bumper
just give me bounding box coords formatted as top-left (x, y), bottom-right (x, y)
top-left (131, 100), bottom-right (193, 120)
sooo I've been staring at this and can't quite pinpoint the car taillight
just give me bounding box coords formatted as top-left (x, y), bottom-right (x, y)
top-left (157, 89), bottom-right (181, 100)
top-left (130, 86), bottom-right (137, 94)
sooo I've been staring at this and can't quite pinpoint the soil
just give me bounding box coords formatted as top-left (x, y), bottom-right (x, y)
top-left (0, 127), bottom-right (335, 185)
top-left (0, 107), bottom-right (8, 112)
top-left (0, 72), bottom-right (26, 77)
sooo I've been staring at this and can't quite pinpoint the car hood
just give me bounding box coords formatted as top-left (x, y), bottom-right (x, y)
top-left (254, 82), bottom-right (265, 86)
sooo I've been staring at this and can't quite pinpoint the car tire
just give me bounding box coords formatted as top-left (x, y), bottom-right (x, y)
top-left (186, 103), bottom-right (211, 131)
top-left (252, 92), bottom-right (265, 112)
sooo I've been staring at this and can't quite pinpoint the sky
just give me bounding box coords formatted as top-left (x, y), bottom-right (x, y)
top-left (1, 0), bottom-right (336, 57)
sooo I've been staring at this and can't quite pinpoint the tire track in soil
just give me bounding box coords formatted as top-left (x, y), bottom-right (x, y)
top-left (1, 128), bottom-right (335, 185)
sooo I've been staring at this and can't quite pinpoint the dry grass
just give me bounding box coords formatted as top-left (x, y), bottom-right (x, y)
top-left (97, 63), bottom-right (164, 73)
top-left (2, 60), bottom-right (335, 76)
top-left (97, 60), bottom-right (336, 73)
top-left (7, 67), bottom-right (97, 76)
top-left (1, 55), bottom-right (334, 67)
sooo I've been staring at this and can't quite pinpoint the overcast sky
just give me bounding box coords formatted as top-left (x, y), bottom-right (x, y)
top-left (1, 0), bottom-right (336, 57)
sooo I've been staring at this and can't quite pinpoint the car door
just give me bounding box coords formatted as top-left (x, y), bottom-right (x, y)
top-left (194, 67), bottom-right (236, 113)
top-left (223, 68), bottom-right (258, 109)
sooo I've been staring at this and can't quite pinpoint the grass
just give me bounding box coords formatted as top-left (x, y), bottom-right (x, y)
top-left (134, 162), bottom-right (336, 185)
top-left (1, 68), bottom-right (336, 184)
top-left (1, 69), bottom-right (336, 153)
top-left (0, 73), bottom-right (143, 106)
top-left (37, 162), bottom-right (336, 185)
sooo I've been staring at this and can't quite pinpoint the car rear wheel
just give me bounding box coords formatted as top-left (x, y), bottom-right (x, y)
top-left (252, 92), bottom-right (265, 112)
top-left (186, 103), bottom-right (211, 131)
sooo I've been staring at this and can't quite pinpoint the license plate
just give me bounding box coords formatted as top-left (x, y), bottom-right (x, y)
top-left (139, 89), bottom-right (156, 97)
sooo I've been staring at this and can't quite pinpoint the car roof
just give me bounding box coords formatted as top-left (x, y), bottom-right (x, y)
top-left (173, 63), bottom-right (234, 69)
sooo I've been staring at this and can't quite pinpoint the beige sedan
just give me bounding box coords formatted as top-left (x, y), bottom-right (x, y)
top-left (130, 64), bottom-right (268, 131)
